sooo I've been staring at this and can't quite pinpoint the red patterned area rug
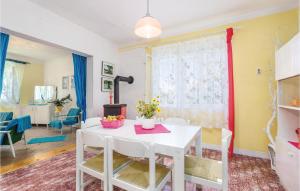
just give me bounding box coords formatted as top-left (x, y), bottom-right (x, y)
top-left (0, 149), bottom-right (284, 191)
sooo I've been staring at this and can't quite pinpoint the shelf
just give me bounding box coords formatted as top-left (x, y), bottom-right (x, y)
top-left (278, 105), bottom-right (300, 111)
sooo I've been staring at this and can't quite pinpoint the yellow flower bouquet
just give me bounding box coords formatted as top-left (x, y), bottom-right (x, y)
top-left (136, 97), bottom-right (160, 119)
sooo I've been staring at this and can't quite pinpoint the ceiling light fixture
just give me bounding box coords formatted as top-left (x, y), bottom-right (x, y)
top-left (134, 0), bottom-right (162, 39)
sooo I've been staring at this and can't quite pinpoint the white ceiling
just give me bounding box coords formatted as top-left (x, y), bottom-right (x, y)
top-left (29, 0), bottom-right (298, 46)
top-left (7, 35), bottom-right (71, 63)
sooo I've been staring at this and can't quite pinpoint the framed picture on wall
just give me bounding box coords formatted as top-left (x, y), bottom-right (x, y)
top-left (62, 76), bottom-right (69, 89)
top-left (101, 77), bottom-right (114, 92)
top-left (102, 61), bottom-right (114, 77)
top-left (70, 76), bottom-right (75, 89)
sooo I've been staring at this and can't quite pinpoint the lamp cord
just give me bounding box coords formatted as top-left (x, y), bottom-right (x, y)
top-left (146, 0), bottom-right (150, 16)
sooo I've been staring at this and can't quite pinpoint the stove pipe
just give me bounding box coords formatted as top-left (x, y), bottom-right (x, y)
top-left (114, 75), bottom-right (134, 104)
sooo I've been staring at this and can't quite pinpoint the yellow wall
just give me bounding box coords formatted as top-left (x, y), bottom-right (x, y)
top-left (0, 63), bottom-right (44, 111)
top-left (121, 9), bottom-right (299, 153)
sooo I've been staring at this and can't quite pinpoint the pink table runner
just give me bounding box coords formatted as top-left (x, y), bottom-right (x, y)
top-left (134, 124), bottom-right (171, 135)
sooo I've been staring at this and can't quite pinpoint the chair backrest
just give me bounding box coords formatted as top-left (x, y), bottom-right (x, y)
top-left (221, 128), bottom-right (232, 190)
top-left (66, 108), bottom-right (81, 122)
top-left (0, 112), bottom-right (13, 122)
top-left (77, 130), bottom-right (106, 149)
top-left (108, 137), bottom-right (156, 190)
top-left (164, 117), bottom-right (189, 126)
top-left (76, 130), bottom-right (108, 190)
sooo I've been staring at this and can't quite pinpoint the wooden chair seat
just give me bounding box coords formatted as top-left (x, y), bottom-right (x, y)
top-left (185, 155), bottom-right (223, 183)
top-left (83, 152), bottom-right (130, 173)
top-left (85, 146), bottom-right (103, 154)
top-left (114, 160), bottom-right (170, 189)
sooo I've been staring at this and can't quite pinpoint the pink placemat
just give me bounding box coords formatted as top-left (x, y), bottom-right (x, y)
top-left (134, 124), bottom-right (171, 134)
top-left (288, 141), bottom-right (300, 150)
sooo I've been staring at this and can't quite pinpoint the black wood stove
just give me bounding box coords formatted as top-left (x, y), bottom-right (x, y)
top-left (103, 75), bottom-right (134, 117)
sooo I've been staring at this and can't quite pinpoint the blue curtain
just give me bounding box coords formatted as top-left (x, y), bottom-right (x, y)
top-left (0, 33), bottom-right (10, 95)
top-left (72, 53), bottom-right (87, 121)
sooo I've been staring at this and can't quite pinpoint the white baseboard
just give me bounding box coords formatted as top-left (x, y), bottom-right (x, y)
top-left (202, 143), bottom-right (269, 159)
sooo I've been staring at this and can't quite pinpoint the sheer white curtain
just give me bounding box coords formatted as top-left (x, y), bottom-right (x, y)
top-left (152, 34), bottom-right (228, 128)
top-left (0, 61), bottom-right (25, 105)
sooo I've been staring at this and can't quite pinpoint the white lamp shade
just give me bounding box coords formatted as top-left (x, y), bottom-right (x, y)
top-left (134, 16), bottom-right (162, 38)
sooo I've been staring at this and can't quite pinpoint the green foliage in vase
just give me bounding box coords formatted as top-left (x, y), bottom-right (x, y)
top-left (48, 94), bottom-right (72, 107)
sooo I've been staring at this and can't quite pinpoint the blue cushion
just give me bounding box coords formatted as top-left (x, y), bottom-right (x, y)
top-left (0, 112), bottom-right (13, 122)
top-left (66, 108), bottom-right (81, 122)
top-left (62, 119), bottom-right (77, 126)
top-left (49, 120), bottom-right (63, 129)
top-left (16, 115), bottom-right (32, 133)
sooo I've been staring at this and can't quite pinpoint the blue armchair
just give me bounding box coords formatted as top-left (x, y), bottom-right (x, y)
top-left (48, 108), bottom-right (81, 134)
top-left (0, 115), bottom-right (31, 158)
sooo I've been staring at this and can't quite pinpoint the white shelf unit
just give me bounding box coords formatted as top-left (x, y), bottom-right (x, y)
top-left (275, 33), bottom-right (300, 191)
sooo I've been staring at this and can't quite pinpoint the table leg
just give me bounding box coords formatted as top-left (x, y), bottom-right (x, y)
top-left (173, 149), bottom-right (185, 191)
top-left (195, 128), bottom-right (202, 157)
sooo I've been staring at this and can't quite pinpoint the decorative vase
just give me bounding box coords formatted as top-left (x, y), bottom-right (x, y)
top-left (141, 118), bottom-right (155, 129)
top-left (55, 106), bottom-right (63, 113)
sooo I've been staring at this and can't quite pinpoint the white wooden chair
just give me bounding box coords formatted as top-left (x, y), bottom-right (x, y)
top-left (164, 117), bottom-right (190, 126)
top-left (76, 131), bottom-right (130, 191)
top-left (107, 137), bottom-right (172, 191)
top-left (185, 128), bottom-right (232, 191)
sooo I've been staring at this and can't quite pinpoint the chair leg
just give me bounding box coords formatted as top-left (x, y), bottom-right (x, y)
top-left (80, 171), bottom-right (84, 191)
top-left (7, 133), bottom-right (16, 158)
top-left (23, 133), bottom-right (27, 145)
top-left (76, 169), bottom-right (81, 191)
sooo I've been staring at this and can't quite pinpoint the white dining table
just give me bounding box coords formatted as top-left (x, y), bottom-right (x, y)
top-left (79, 119), bottom-right (202, 191)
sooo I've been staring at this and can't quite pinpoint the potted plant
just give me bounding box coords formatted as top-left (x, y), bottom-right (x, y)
top-left (136, 97), bottom-right (160, 129)
top-left (49, 94), bottom-right (72, 113)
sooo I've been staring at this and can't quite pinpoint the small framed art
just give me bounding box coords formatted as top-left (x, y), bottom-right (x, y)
top-left (70, 76), bottom-right (75, 89)
top-left (102, 61), bottom-right (114, 77)
top-left (62, 76), bottom-right (69, 89)
top-left (101, 77), bottom-right (114, 92)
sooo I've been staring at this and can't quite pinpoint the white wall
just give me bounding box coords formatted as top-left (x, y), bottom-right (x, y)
top-left (44, 55), bottom-right (76, 111)
top-left (1, 0), bottom-right (120, 117)
top-left (119, 48), bottom-right (146, 119)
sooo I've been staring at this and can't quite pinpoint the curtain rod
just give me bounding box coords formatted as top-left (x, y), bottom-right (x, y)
top-left (147, 26), bottom-right (242, 48)
top-left (6, 58), bottom-right (30, 64)
top-left (119, 26), bottom-right (242, 52)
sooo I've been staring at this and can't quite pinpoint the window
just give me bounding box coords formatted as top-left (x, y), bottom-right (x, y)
top-left (152, 34), bottom-right (228, 128)
top-left (34, 86), bottom-right (56, 103)
top-left (0, 61), bottom-right (25, 105)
